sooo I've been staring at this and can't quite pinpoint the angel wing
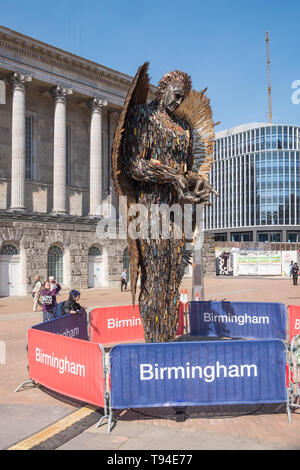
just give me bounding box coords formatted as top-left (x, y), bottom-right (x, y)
top-left (111, 62), bottom-right (150, 309)
top-left (111, 61), bottom-right (150, 199)
top-left (175, 88), bottom-right (220, 180)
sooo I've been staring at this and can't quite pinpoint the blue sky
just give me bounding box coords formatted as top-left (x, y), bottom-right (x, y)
top-left (1, 0), bottom-right (300, 131)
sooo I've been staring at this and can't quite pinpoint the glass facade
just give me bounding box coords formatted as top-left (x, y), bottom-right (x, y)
top-left (205, 124), bottom-right (300, 237)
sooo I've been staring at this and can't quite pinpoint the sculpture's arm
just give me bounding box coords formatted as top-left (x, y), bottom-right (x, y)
top-left (131, 158), bottom-right (207, 203)
top-left (130, 157), bottom-right (185, 185)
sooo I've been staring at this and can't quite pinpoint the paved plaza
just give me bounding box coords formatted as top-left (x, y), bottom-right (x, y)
top-left (1, 275), bottom-right (300, 451)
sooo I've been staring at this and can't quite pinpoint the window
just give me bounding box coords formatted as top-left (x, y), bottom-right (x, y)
top-left (88, 246), bottom-right (102, 257)
top-left (241, 232), bottom-right (252, 242)
top-left (266, 127), bottom-right (271, 149)
top-left (283, 127), bottom-right (288, 149)
top-left (251, 130), bottom-right (255, 151)
top-left (270, 232), bottom-right (281, 242)
top-left (0, 244), bottom-right (19, 255)
top-left (288, 127), bottom-right (293, 149)
top-left (256, 128), bottom-right (260, 151)
top-left (271, 126), bottom-right (276, 149)
top-left (260, 128), bottom-right (265, 150)
top-left (214, 234), bottom-right (227, 241)
top-left (66, 124), bottom-right (71, 185)
top-left (278, 126), bottom-right (282, 149)
top-left (287, 232), bottom-right (300, 243)
top-left (257, 233), bottom-right (269, 242)
top-left (231, 233), bottom-right (241, 242)
top-left (48, 245), bottom-right (63, 283)
top-left (230, 232), bottom-right (252, 242)
top-left (26, 116), bottom-right (33, 179)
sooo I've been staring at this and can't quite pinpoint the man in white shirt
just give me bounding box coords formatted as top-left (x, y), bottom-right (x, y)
top-left (121, 269), bottom-right (127, 292)
top-left (32, 275), bottom-right (42, 312)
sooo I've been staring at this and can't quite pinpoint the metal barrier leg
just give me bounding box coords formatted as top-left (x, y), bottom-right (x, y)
top-left (96, 412), bottom-right (114, 434)
top-left (95, 392), bottom-right (115, 434)
top-left (184, 303), bottom-right (189, 335)
top-left (14, 379), bottom-right (37, 393)
top-left (287, 402), bottom-right (292, 423)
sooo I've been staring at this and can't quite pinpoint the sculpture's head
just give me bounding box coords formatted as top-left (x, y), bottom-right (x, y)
top-left (157, 70), bottom-right (192, 113)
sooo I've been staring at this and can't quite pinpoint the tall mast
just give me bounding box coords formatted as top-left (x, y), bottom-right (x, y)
top-left (265, 31), bottom-right (272, 123)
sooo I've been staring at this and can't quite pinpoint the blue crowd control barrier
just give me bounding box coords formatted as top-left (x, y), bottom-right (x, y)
top-left (110, 339), bottom-right (287, 409)
top-left (32, 310), bottom-right (89, 341)
top-left (189, 301), bottom-right (287, 340)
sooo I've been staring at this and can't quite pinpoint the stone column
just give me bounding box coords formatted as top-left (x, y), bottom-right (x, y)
top-left (108, 112), bottom-right (120, 217)
top-left (89, 97), bottom-right (107, 216)
top-left (10, 72), bottom-right (32, 210)
top-left (52, 85), bottom-right (73, 214)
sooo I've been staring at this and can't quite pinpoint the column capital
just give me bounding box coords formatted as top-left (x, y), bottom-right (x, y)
top-left (10, 72), bottom-right (32, 92)
top-left (90, 96), bottom-right (107, 113)
top-left (53, 85), bottom-right (73, 104)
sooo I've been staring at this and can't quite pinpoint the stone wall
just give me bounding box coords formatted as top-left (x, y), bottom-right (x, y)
top-left (202, 233), bottom-right (217, 277)
top-left (0, 214), bottom-right (127, 294)
top-left (0, 214), bottom-right (219, 296)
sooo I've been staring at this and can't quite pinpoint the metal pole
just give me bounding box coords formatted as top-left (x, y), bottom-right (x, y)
top-left (192, 204), bottom-right (204, 301)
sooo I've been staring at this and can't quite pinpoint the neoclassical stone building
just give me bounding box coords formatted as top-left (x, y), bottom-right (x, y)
top-left (0, 26), bottom-right (159, 296)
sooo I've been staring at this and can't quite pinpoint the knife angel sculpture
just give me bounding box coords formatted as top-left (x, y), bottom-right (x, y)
top-left (111, 62), bottom-right (217, 342)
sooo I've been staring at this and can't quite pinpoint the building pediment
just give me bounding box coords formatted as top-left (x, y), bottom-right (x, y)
top-left (0, 26), bottom-right (132, 89)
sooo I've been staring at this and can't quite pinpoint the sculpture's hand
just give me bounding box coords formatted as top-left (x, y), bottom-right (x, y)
top-left (174, 173), bottom-right (188, 191)
top-left (179, 175), bottom-right (218, 204)
top-left (181, 190), bottom-right (205, 203)
top-left (174, 174), bottom-right (200, 202)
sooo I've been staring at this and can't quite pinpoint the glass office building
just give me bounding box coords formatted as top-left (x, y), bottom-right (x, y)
top-left (205, 123), bottom-right (300, 242)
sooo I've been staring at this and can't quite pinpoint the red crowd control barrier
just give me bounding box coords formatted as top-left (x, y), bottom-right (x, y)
top-left (288, 305), bottom-right (300, 342)
top-left (90, 303), bottom-right (185, 345)
top-left (90, 305), bottom-right (143, 344)
top-left (177, 302), bottom-right (185, 336)
top-left (28, 328), bottom-right (105, 407)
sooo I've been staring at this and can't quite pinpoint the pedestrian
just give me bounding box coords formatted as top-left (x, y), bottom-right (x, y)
top-left (32, 275), bottom-right (42, 312)
top-left (62, 289), bottom-right (86, 315)
top-left (49, 275), bottom-right (61, 299)
top-left (49, 276), bottom-right (57, 291)
top-left (41, 280), bottom-right (61, 322)
top-left (292, 262), bottom-right (299, 286)
top-left (120, 268), bottom-right (127, 292)
top-left (289, 260), bottom-right (294, 278)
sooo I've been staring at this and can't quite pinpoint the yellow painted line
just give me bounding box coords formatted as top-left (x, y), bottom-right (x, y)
top-left (7, 406), bottom-right (95, 450)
